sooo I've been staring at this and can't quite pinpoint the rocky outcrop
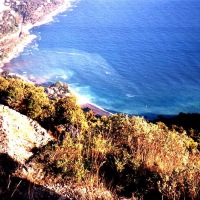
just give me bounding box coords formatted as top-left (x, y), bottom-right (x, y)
top-left (44, 81), bottom-right (71, 100)
top-left (0, 104), bottom-right (54, 164)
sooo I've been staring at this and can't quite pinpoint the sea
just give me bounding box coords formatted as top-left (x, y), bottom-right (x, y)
top-left (3, 0), bottom-right (200, 119)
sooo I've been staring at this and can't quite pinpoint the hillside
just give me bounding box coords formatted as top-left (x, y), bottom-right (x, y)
top-left (1, 1), bottom-right (200, 199)
top-left (0, 76), bottom-right (200, 199)
top-left (0, 104), bottom-right (53, 163)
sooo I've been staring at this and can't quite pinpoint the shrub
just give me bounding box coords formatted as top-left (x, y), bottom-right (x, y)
top-left (1, 76), bottom-right (200, 199)
top-left (0, 77), bottom-right (53, 120)
top-left (54, 96), bottom-right (88, 133)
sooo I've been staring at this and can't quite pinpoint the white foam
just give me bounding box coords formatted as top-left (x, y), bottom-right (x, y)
top-left (29, 75), bottom-right (35, 79)
top-left (56, 74), bottom-right (68, 80)
top-left (126, 94), bottom-right (135, 98)
top-left (69, 85), bottom-right (91, 104)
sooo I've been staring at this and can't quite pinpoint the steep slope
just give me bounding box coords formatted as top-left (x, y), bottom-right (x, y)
top-left (0, 104), bottom-right (53, 163)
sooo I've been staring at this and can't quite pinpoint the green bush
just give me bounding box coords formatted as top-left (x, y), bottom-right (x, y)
top-left (0, 77), bottom-right (52, 119)
top-left (54, 96), bottom-right (88, 132)
top-left (1, 76), bottom-right (200, 199)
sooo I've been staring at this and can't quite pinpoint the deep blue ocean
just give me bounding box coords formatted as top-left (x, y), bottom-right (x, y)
top-left (4, 0), bottom-right (200, 118)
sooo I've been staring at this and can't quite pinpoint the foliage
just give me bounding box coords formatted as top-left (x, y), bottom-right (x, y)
top-left (37, 136), bottom-right (86, 182)
top-left (33, 112), bottom-right (200, 199)
top-left (1, 76), bottom-right (200, 199)
top-left (153, 113), bottom-right (200, 150)
top-left (0, 77), bottom-right (51, 119)
top-left (54, 96), bottom-right (88, 130)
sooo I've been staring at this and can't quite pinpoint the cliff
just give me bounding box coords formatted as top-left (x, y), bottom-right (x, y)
top-left (0, 104), bottom-right (53, 164)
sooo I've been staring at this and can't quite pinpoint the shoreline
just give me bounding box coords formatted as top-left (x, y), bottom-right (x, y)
top-left (0, 34), bottom-right (37, 70)
top-left (4, 72), bottom-right (112, 117)
top-left (33, 0), bottom-right (79, 28)
top-left (0, 0), bottom-right (112, 117)
top-left (81, 103), bottom-right (112, 117)
top-left (0, 0), bottom-right (78, 68)
top-left (71, 90), bottom-right (112, 116)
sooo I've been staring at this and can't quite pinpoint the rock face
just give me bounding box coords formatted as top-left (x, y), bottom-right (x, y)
top-left (0, 104), bottom-right (54, 163)
top-left (44, 81), bottom-right (71, 100)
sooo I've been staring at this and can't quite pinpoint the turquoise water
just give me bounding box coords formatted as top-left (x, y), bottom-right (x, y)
top-left (4, 0), bottom-right (200, 118)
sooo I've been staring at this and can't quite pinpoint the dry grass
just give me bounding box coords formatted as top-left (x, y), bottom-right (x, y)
top-left (1, 77), bottom-right (200, 199)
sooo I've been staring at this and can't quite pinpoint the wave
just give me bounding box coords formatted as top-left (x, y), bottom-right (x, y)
top-left (126, 94), bottom-right (136, 98)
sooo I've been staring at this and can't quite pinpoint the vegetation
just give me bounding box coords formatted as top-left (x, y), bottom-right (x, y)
top-left (1, 76), bottom-right (200, 199)
top-left (153, 113), bottom-right (200, 150)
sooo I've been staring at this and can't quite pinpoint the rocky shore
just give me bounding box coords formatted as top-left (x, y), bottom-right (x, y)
top-left (43, 81), bottom-right (112, 116)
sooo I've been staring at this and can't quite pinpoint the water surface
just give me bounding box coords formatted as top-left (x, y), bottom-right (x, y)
top-left (4, 0), bottom-right (200, 118)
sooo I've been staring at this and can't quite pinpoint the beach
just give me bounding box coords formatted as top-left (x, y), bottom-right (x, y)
top-left (6, 71), bottom-right (112, 116)
top-left (81, 103), bottom-right (111, 116)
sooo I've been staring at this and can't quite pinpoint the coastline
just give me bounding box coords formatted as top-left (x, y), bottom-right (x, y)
top-left (0, 34), bottom-right (37, 70)
top-left (0, 0), bottom-right (112, 117)
top-left (81, 103), bottom-right (112, 116)
top-left (0, 0), bottom-right (78, 68)
top-left (71, 90), bottom-right (112, 116)
top-left (33, 0), bottom-right (79, 28)
top-left (4, 72), bottom-right (112, 117)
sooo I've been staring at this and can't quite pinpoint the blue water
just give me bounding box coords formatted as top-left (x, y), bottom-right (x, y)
top-left (4, 0), bottom-right (200, 118)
